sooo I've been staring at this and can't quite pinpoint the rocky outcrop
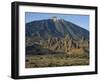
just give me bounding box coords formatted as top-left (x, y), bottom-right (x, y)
top-left (44, 37), bottom-right (89, 54)
top-left (26, 36), bottom-right (89, 55)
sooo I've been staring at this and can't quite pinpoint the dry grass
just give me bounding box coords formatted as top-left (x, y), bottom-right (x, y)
top-left (25, 53), bottom-right (89, 68)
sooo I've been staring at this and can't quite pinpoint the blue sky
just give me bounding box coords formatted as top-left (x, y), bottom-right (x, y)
top-left (25, 12), bottom-right (89, 30)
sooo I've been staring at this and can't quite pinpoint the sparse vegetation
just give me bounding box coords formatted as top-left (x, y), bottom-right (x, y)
top-left (25, 53), bottom-right (89, 68)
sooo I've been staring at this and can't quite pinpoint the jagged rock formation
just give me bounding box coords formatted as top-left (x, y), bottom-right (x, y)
top-left (26, 17), bottom-right (89, 55)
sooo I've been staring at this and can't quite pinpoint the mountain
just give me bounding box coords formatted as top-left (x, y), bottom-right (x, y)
top-left (25, 16), bottom-right (89, 55)
top-left (26, 17), bottom-right (89, 40)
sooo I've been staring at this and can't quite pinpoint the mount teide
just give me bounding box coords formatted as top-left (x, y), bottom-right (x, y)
top-left (25, 17), bottom-right (89, 55)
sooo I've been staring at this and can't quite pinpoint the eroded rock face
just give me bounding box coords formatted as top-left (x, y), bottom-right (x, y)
top-left (26, 36), bottom-right (89, 55)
